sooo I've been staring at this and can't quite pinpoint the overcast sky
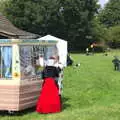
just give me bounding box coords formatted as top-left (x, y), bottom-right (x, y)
top-left (99, 0), bottom-right (109, 7)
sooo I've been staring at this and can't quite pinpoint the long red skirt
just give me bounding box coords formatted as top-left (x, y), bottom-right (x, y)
top-left (36, 77), bottom-right (61, 113)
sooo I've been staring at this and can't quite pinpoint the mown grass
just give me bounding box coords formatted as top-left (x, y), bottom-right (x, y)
top-left (0, 51), bottom-right (120, 120)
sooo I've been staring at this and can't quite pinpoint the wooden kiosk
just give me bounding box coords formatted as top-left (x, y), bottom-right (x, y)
top-left (0, 39), bottom-right (57, 112)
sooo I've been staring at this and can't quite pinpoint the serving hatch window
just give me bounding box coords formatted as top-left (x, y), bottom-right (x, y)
top-left (19, 45), bottom-right (46, 80)
top-left (0, 46), bottom-right (12, 79)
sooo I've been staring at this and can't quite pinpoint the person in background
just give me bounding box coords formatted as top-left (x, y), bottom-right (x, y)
top-left (67, 54), bottom-right (73, 66)
top-left (54, 56), bottom-right (64, 95)
top-left (86, 48), bottom-right (89, 55)
top-left (36, 57), bottom-right (62, 114)
top-left (112, 56), bottom-right (120, 71)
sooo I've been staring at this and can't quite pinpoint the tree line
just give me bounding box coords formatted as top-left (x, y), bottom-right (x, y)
top-left (0, 0), bottom-right (120, 51)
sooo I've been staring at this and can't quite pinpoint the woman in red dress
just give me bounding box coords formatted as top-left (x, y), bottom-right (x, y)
top-left (36, 59), bottom-right (61, 113)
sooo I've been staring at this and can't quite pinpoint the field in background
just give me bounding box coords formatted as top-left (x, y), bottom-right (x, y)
top-left (0, 50), bottom-right (120, 120)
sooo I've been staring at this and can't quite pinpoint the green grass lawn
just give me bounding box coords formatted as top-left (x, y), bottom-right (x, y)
top-left (1, 51), bottom-right (120, 120)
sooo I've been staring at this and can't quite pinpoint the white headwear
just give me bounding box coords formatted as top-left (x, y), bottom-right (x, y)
top-left (46, 59), bottom-right (55, 66)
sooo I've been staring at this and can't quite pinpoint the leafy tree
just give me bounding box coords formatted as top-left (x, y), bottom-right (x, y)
top-left (106, 26), bottom-right (120, 48)
top-left (90, 17), bottom-right (107, 43)
top-left (98, 0), bottom-right (120, 27)
top-left (97, 0), bottom-right (120, 48)
top-left (3, 0), bottom-right (56, 34)
top-left (0, 0), bottom-right (8, 12)
top-left (2, 0), bottom-right (99, 51)
top-left (57, 0), bottom-right (100, 51)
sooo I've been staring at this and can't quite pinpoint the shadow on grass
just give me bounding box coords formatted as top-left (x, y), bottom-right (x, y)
top-left (62, 96), bottom-right (71, 110)
top-left (0, 96), bottom-right (70, 116)
top-left (0, 107), bottom-right (36, 116)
